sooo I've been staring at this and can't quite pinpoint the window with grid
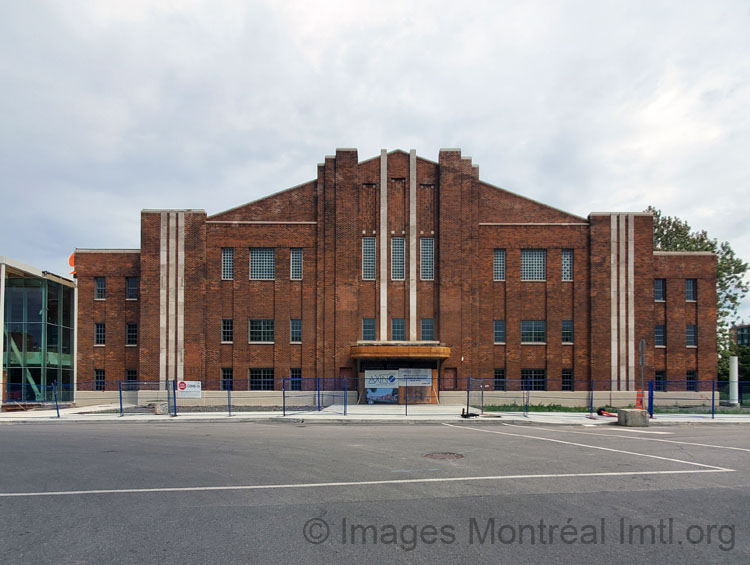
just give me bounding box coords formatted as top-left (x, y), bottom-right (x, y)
top-left (391, 237), bottom-right (405, 280)
top-left (521, 369), bottom-right (547, 391)
top-left (249, 319), bottom-right (274, 342)
top-left (221, 319), bottom-right (233, 343)
top-left (95, 369), bottom-right (105, 391)
top-left (655, 325), bottom-right (665, 346)
top-left (686, 370), bottom-right (698, 392)
top-left (420, 238), bottom-right (434, 280)
top-left (493, 249), bottom-right (506, 281)
top-left (126, 323), bottom-right (138, 346)
top-left (250, 368), bottom-right (274, 390)
top-left (521, 249), bottom-right (546, 281)
top-left (521, 320), bottom-right (546, 343)
top-left (392, 318), bottom-right (405, 340)
top-left (95, 323), bottom-right (106, 345)
top-left (222, 248), bottom-right (234, 280)
top-left (562, 320), bottom-right (574, 343)
top-left (362, 237), bottom-right (376, 280)
top-left (290, 319), bottom-right (302, 343)
top-left (221, 368), bottom-right (233, 391)
top-left (494, 368), bottom-right (506, 391)
top-left (362, 318), bottom-right (376, 340)
top-left (686, 324), bottom-right (697, 346)
top-left (561, 249), bottom-right (573, 281)
top-left (655, 370), bottom-right (666, 392)
top-left (494, 320), bottom-right (506, 343)
top-left (686, 279), bottom-right (697, 301)
top-left (126, 369), bottom-right (138, 382)
top-left (250, 248), bottom-right (275, 280)
top-left (562, 368), bottom-right (574, 391)
top-left (95, 277), bottom-right (106, 299)
top-left (290, 368), bottom-right (302, 391)
top-left (654, 279), bottom-right (666, 301)
top-left (421, 318), bottom-right (434, 341)
top-left (126, 277), bottom-right (139, 299)
top-left (290, 248), bottom-right (303, 280)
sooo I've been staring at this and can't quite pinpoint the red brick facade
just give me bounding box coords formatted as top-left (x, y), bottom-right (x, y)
top-left (74, 149), bottom-right (718, 392)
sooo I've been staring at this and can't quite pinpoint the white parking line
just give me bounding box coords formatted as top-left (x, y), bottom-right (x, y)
top-left (605, 428), bottom-right (672, 435)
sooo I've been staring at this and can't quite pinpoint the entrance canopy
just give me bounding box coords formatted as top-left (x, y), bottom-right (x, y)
top-left (351, 344), bottom-right (451, 360)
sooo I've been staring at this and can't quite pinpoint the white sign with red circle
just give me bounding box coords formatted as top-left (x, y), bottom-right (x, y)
top-left (177, 381), bottom-right (201, 398)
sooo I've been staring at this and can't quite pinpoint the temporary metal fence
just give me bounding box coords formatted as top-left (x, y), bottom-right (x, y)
top-left (282, 377), bottom-right (348, 416)
top-left (647, 379), bottom-right (717, 419)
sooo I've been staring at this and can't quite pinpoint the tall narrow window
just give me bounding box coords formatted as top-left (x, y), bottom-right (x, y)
top-left (686, 324), bottom-right (697, 346)
top-left (95, 369), bottom-right (105, 391)
top-left (420, 238), bottom-right (434, 280)
top-left (561, 249), bottom-right (573, 281)
top-left (562, 368), bottom-right (574, 391)
top-left (126, 277), bottom-right (139, 299)
top-left (250, 368), bottom-right (274, 390)
top-left (521, 320), bottom-right (546, 343)
top-left (655, 325), bottom-right (666, 346)
top-left (521, 250), bottom-right (546, 281)
top-left (290, 248), bottom-right (303, 280)
top-left (493, 249), bottom-right (506, 281)
top-left (95, 323), bottom-right (106, 345)
top-left (391, 318), bottom-right (405, 340)
top-left (95, 277), bottom-right (106, 299)
top-left (494, 368), bottom-right (506, 391)
top-left (126, 323), bottom-right (138, 346)
top-left (654, 279), bottom-right (666, 301)
top-left (126, 369), bottom-right (138, 382)
top-left (362, 237), bottom-right (376, 280)
top-left (421, 318), bottom-right (434, 341)
top-left (686, 370), bottom-right (698, 392)
top-left (362, 318), bottom-right (376, 340)
top-left (249, 248), bottom-right (275, 280)
top-left (493, 320), bottom-right (506, 343)
top-left (290, 368), bottom-right (302, 391)
top-left (562, 320), bottom-right (574, 343)
top-left (222, 368), bottom-right (233, 391)
top-left (222, 248), bottom-right (234, 280)
top-left (655, 370), bottom-right (666, 392)
top-left (391, 237), bottom-right (405, 280)
top-left (249, 319), bottom-right (274, 342)
top-left (290, 319), bottom-right (302, 343)
top-left (686, 279), bottom-right (697, 301)
top-left (221, 319), bottom-right (234, 343)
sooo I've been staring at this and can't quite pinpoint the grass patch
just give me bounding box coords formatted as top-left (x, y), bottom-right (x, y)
top-left (483, 403), bottom-right (617, 413)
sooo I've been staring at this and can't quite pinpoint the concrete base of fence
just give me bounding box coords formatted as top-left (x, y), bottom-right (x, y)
top-left (618, 409), bottom-right (649, 427)
top-left (154, 402), bottom-right (169, 415)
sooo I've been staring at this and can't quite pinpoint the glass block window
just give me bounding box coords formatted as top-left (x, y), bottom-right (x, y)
top-left (391, 237), bottom-right (405, 280)
top-left (250, 248), bottom-right (275, 280)
top-left (95, 323), bottom-right (106, 345)
top-left (562, 368), bottom-right (574, 391)
top-left (521, 249), bottom-right (546, 281)
top-left (686, 370), bottom-right (698, 392)
top-left (126, 323), bottom-right (138, 346)
top-left (655, 370), bottom-right (666, 392)
top-left (361, 237), bottom-right (376, 281)
top-left (562, 320), bottom-right (574, 343)
top-left (392, 318), bottom-right (405, 340)
top-left (561, 249), bottom-right (573, 281)
top-left (221, 248), bottom-right (234, 280)
top-left (362, 318), bottom-right (376, 340)
top-left (493, 249), bottom-right (506, 281)
top-left (522, 369), bottom-right (547, 391)
top-left (421, 318), bottom-right (434, 341)
top-left (655, 325), bottom-right (666, 346)
top-left (249, 319), bottom-right (274, 342)
top-left (250, 368), bottom-right (274, 390)
top-left (686, 324), bottom-right (697, 346)
top-left (221, 368), bottom-right (233, 391)
top-left (126, 369), bottom-right (138, 382)
top-left (221, 319), bottom-right (233, 343)
top-left (654, 279), bottom-right (666, 301)
top-left (290, 248), bottom-right (303, 280)
top-left (686, 279), bottom-right (697, 301)
top-left (126, 277), bottom-right (139, 299)
top-left (494, 320), bottom-right (506, 343)
top-left (95, 369), bottom-right (105, 391)
top-left (290, 319), bottom-right (302, 343)
top-left (290, 368), bottom-right (302, 391)
top-left (521, 320), bottom-right (546, 343)
top-left (420, 238), bottom-right (434, 280)
top-left (95, 277), bottom-right (106, 299)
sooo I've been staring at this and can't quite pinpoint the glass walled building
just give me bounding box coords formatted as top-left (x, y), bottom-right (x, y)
top-left (1, 256), bottom-right (76, 405)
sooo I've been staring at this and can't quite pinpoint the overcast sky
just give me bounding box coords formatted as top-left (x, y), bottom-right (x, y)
top-left (1, 1), bottom-right (749, 320)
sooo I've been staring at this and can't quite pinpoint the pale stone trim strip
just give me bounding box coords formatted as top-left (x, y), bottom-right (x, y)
top-left (177, 212), bottom-right (185, 382)
top-left (619, 214), bottom-right (627, 390)
top-left (74, 249), bottom-right (141, 254)
top-left (610, 215), bottom-right (618, 390)
top-left (168, 212), bottom-right (177, 382)
top-left (409, 149), bottom-right (417, 341)
top-left (205, 221), bottom-right (317, 225)
top-left (159, 213), bottom-right (168, 387)
top-left (380, 149), bottom-right (388, 341)
top-left (479, 222), bottom-right (589, 226)
top-left (628, 214), bottom-right (635, 391)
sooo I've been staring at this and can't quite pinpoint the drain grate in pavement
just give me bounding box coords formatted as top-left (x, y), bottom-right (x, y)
top-left (424, 452), bottom-right (464, 460)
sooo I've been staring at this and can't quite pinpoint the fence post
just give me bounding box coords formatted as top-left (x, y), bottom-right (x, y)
top-left (648, 379), bottom-right (654, 418)
top-left (466, 375), bottom-right (471, 416)
top-left (119, 381), bottom-right (123, 416)
top-left (712, 380), bottom-right (716, 420)
top-left (589, 380), bottom-right (594, 418)
top-left (53, 382), bottom-right (60, 418)
top-left (405, 379), bottom-right (408, 417)
top-left (173, 379), bottom-right (178, 417)
top-left (317, 377), bottom-right (321, 412)
top-left (283, 378), bottom-right (286, 416)
top-left (344, 376), bottom-right (348, 416)
top-left (227, 380), bottom-right (232, 417)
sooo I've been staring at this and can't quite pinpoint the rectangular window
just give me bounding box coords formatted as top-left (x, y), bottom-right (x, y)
top-left (521, 369), bottom-right (547, 391)
top-left (126, 369), bottom-right (137, 382)
top-left (521, 320), bottom-right (546, 343)
top-left (654, 279), bottom-right (666, 301)
top-left (290, 368), bottom-right (302, 391)
top-left (562, 368), bottom-right (574, 391)
top-left (250, 368), bottom-right (274, 390)
top-left (249, 248), bottom-right (275, 280)
top-left (391, 318), bottom-right (405, 340)
top-left (362, 318), bottom-right (376, 340)
top-left (521, 249), bottom-right (546, 281)
top-left (420, 238), bottom-right (434, 280)
top-left (249, 319), bottom-right (274, 342)
top-left (391, 237), bottom-right (405, 280)
top-left (686, 370), bottom-right (698, 392)
top-left (290, 319), bottom-right (302, 343)
top-left (655, 324), bottom-right (666, 346)
top-left (221, 368), bottom-right (233, 391)
top-left (222, 248), bottom-right (234, 280)
top-left (494, 368), bottom-right (506, 391)
top-left (126, 277), bottom-right (139, 300)
top-left (221, 319), bottom-right (234, 343)
top-left (95, 323), bottom-right (106, 345)
top-left (362, 237), bottom-right (376, 280)
top-left (655, 370), bottom-right (666, 392)
top-left (562, 320), bottom-right (574, 343)
top-left (95, 369), bottom-right (105, 391)
top-left (421, 318), bottom-right (434, 341)
top-left (561, 249), bottom-right (573, 281)
top-left (290, 248), bottom-right (303, 280)
top-left (493, 249), bottom-right (506, 281)
top-left (126, 323), bottom-right (138, 346)
top-left (686, 279), bottom-right (697, 301)
top-left (493, 320), bottom-right (506, 343)
top-left (686, 324), bottom-right (697, 346)
top-left (95, 277), bottom-right (106, 299)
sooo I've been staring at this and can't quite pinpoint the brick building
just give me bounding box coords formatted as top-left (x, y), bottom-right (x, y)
top-left (73, 149), bottom-right (717, 396)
